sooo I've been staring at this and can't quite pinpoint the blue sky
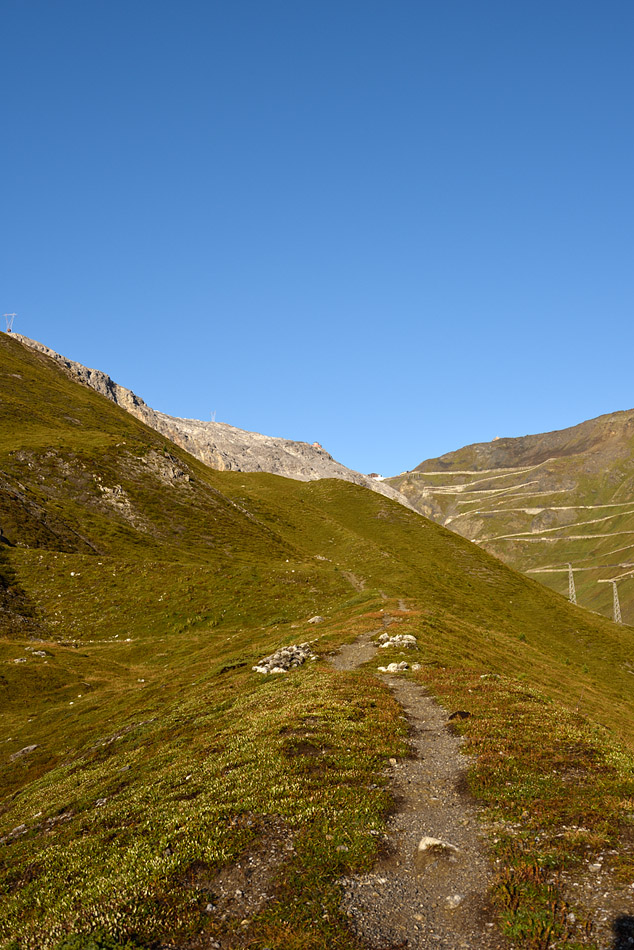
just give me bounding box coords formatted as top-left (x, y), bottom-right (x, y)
top-left (3, 1), bottom-right (633, 475)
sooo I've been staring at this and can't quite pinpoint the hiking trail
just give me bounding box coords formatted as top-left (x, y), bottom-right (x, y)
top-left (329, 616), bottom-right (508, 950)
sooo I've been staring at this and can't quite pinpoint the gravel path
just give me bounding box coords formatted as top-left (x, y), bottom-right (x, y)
top-left (330, 627), bottom-right (508, 950)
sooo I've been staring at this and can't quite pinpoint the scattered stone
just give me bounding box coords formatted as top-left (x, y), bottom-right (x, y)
top-left (417, 835), bottom-right (458, 854)
top-left (414, 835), bottom-right (459, 871)
top-left (378, 634), bottom-right (418, 649)
top-left (446, 894), bottom-right (464, 909)
top-left (307, 615), bottom-right (325, 624)
top-left (12, 658), bottom-right (27, 664)
top-left (377, 661), bottom-right (409, 673)
top-left (10, 744), bottom-right (37, 761)
top-left (253, 643), bottom-right (316, 674)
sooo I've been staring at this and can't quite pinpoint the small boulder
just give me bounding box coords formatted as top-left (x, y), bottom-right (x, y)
top-left (415, 836), bottom-right (459, 871)
top-left (446, 894), bottom-right (463, 909)
top-left (307, 615), bottom-right (325, 624)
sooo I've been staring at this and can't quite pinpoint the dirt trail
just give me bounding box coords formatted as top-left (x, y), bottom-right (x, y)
top-left (329, 624), bottom-right (507, 949)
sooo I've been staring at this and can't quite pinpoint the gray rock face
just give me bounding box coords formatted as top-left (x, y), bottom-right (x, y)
top-left (14, 335), bottom-right (412, 507)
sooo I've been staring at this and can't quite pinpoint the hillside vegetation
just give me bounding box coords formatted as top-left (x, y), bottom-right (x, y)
top-left (387, 411), bottom-right (634, 624)
top-left (1, 334), bottom-right (633, 950)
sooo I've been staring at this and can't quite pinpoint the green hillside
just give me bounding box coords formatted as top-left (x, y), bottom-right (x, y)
top-left (1, 334), bottom-right (633, 950)
top-left (387, 411), bottom-right (634, 624)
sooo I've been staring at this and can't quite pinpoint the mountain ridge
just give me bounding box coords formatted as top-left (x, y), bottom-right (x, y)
top-left (13, 333), bottom-right (412, 509)
top-left (412, 407), bottom-right (634, 472)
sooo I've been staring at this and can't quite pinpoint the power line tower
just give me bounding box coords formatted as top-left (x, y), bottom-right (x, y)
top-left (567, 564), bottom-right (576, 604)
top-left (598, 578), bottom-right (622, 623)
top-left (3, 313), bottom-right (16, 333)
top-left (612, 581), bottom-right (622, 624)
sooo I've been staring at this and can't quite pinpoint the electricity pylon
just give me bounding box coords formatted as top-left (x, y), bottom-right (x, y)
top-left (612, 581), bottom-right (622, 624)
top-left (3, 313), bottom-right (16, 333)
top-left (598, 578), bottom-right (622, 623)
top-left (568, 563), bottom-right (576, 605)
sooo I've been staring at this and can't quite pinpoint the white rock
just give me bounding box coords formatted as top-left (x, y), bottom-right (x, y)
top-left (307, 616), bottom-right (325, 624)
top-left (379, 634), bottom-right (418, 649)
top-left (384, 661), bottom-right (409, 673)
top-left (418, 836), bottom-right (458, 854)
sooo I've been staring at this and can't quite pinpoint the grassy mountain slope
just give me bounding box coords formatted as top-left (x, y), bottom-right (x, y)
top-left (386, 409), bottom-right (634, 623)
top-left (1, 334), bottom-right (633, 949)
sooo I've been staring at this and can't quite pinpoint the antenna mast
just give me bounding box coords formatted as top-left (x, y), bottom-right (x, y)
top-left (3, 313), bottom-right (16, 333)
top-left (567, 564), bottom-right (576, 604)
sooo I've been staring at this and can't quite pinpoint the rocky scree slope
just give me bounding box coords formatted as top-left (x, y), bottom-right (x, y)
top-left (386, 409), bottom-right (634, 622)
top-left (14, 334), bottom-right (410, 507)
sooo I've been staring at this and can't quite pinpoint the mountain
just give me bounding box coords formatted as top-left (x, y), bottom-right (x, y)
top-left (1, 333), bottom-right (634, 949)
top-left (386, 409), bottom-right (634, 623)
top-left (12, 334), bottom-right (410, 508)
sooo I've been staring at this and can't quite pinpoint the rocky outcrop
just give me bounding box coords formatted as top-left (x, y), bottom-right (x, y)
top-left (14, 335), bottom-right (412, 508)
top-left (252, 643), bottom-right (316, 674)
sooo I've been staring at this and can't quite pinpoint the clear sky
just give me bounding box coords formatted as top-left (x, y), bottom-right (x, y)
top-left (3, 1), bottom-right (633, 475)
